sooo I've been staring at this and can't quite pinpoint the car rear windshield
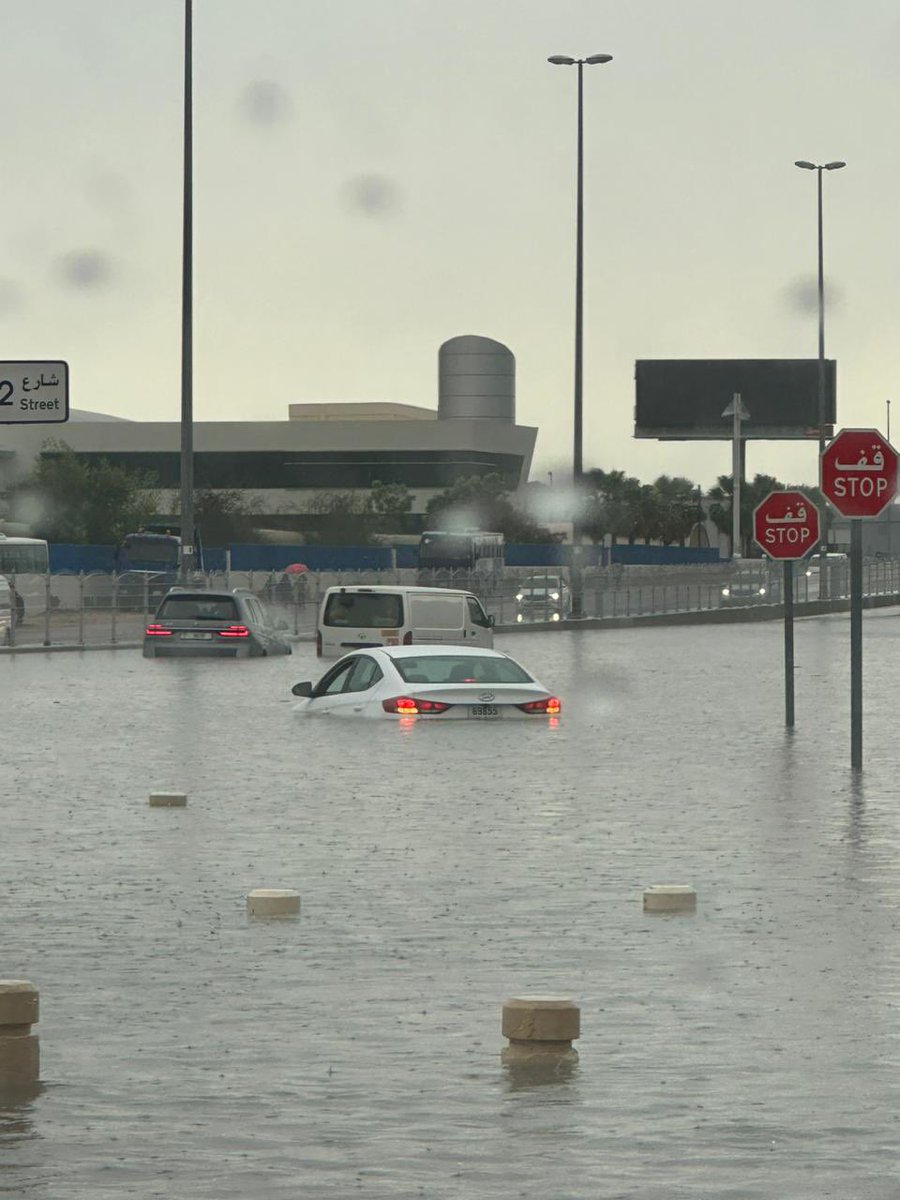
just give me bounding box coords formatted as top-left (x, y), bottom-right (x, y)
top-left (324, 592), bottom-right (403, 628)
top-left (393, 655), bottom-right (533, 685)
top-left (157, 595), bottom-right (239, 621)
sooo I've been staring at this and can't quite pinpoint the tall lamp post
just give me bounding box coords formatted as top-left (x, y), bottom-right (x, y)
top-left (179, 0), bottom-right (195, 582)
top-left (549, 52), bottom-right (612, 617)
top-left (794, 159), bottom-right (845, 574)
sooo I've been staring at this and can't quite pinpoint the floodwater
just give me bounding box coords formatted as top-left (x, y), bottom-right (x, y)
top-left (3, 613), bottom-right (900, 1199)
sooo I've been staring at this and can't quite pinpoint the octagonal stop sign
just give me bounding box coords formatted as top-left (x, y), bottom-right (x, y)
top-left (753, 490), bottom-right (820, 560)
top-left (821, 428), bottom-right (899, 518)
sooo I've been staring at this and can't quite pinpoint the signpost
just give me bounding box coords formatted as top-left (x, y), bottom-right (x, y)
top-left (0, 362), bottom-right (69, 424)
top-left (753, 489), bottom-right (820, 728)
top-left (820, 428), bottom-right (900, 769)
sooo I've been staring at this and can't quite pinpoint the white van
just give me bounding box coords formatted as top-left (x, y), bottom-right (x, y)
top-left (317, 585), bottom-right (494, 658)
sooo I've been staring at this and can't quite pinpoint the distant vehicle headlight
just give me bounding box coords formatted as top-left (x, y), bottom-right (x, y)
top-left (516, 612), bottom-right (524, 622)
top-left (515, 593), bottom-right (524, 602)
top-left (549, 592), bottom-right (560, 601)
top-left (721, 587), bottom-right (730, 597)
top-left (759, 587), bottom-right (767, 596)
top-left (551, 611), bottom-right (561, 621)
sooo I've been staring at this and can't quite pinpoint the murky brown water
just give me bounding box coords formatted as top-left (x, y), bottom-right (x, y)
top-left (3, 613), bottom-right (900, 1197)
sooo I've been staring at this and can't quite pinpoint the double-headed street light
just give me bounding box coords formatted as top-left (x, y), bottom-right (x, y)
top-left (548, 52), bottom-right (612, 616)
top-left (794, 159), bottom-right (845, 573)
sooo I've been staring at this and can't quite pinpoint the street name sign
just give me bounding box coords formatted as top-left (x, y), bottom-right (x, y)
top-left (753, 489), bottom-right (820, 559)
top-left (0, 361), bottom-right (69, 424)
top-left (820, 427), bottom-right (898, 518)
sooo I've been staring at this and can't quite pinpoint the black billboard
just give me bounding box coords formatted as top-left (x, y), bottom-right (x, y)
top-left (634, 359), bottom-right (836, 440)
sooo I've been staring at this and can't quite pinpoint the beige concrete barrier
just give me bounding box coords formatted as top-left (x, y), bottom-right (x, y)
top-left (247, 889), bottom-right (301, 918)
top-left (0, 980), bottom-right (39, 1086)
top-left (643, 884), bottom-right (697, 913)
top-left (501, 996), bottom-right (580, 1061)
top-left (148, 792), bottom-right (188, 807)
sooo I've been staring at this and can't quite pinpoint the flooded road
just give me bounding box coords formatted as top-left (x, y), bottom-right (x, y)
top-left (4, 613), bottom-right (900, 1198)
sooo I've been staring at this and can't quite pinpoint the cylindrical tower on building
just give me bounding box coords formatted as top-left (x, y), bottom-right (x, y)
top-left (438, 336), bottom-right (515, 422)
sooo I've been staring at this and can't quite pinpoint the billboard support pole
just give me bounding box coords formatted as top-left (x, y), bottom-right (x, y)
top-left (723, 393), bottom-right (749, 557)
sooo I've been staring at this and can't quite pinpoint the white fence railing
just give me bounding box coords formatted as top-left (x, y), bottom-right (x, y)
top-left (4, 558), bottom-right (900, 649)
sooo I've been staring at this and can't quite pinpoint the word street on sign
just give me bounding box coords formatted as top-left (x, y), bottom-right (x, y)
top-left (752, 490), bottom-right (820, 560)
top-left (0, 362), bottom-right (69, 425)
top-left (820, 428), bottom-right (899, 518)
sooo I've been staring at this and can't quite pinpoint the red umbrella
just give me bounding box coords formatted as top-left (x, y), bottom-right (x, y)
top-left (283, 562), bottom-right (308, 575)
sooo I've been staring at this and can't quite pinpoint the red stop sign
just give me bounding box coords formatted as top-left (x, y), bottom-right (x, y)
top-left (821, 428), bottom-right (899, 518)
top-left (753, 490), bottom-right (820, 560)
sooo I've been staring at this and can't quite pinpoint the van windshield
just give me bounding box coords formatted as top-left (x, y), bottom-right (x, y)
top-left (324, 592), bottom-right (403, 628)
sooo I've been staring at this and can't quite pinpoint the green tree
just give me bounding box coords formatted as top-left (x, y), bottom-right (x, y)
top-left (708, 472), bottom-right (784, 555)
top-left (193, 488), bottom-right (259, 545)
top-left (425, 473), bottom-right (558, 543)
top-left (651, 475), bottom-right (704, 546)
top-left (13, 441), bottom-right (159, 544)
top-left (306, 491), bottom-right (376, 545)
top-left (369, 480), bottom-right (414, 533)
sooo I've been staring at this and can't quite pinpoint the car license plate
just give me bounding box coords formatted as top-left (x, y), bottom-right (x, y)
top-left (468, 704), bottom-right (500, 719)
top-left (180, 631), bottom-right (212, 640)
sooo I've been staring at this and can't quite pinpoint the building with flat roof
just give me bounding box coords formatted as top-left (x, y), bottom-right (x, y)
top-left (0, 336), bottom-right (537, 533)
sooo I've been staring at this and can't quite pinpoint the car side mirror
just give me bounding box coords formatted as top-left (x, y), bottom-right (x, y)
top-left (291, 681), bottom-right (313, 697)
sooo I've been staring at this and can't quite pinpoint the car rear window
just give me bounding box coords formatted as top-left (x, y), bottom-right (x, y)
top-left (157, 595), bottom-right (239, 621)
top-left (324, 592), bottom-right (403, 628)
top-left (393, 655), bottom-right (533, 685)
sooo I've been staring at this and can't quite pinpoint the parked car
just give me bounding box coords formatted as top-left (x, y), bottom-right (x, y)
top-left (291, 645), bottom-right (561, 720)
top-left (719, 572), bottom-right (778, 607)
top-left (143, 588), bottom-right (292, 658)
top-left (515, 574), bottom-right (571, 622)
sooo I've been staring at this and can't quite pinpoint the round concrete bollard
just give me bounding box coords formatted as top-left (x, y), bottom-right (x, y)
top-left (148, 791), bottom-right (188, 807)
top-left (0, 980), bottom-right (39, 1086)
top-left (501, 996), bottom-right (580, 1061)
top-left (247, 889), bottom-right (301, 919)
top-left (643, 885), bottom-right (697, 914)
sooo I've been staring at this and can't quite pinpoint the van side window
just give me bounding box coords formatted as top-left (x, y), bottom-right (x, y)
top-left (467, 597), bottom-right (491, 628)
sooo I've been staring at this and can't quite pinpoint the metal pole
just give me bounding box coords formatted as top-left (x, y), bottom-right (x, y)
top-left (570, 60), bottom-right (585, 619)
top-left (816, 166), bottom-right (830, 587)
top-left (179, 0), bottom-right (195, 583)
top-left (850, 519), bottom-right (863, 770)
top-left (731, 393), bottom-right (742, 556)
top-left (783, 560), bottom-right (794, 728)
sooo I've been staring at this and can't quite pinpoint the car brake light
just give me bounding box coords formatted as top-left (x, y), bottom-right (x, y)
top-left (145, 624), bottom-right (173, 637)
top-left (403, 631), bottom-right (413, 645)
top-left (517, 697), bottom-right (562, 715)
top-left (217, 625), bottom-right (250, 638)
top-left (382, 696), bottom-right (452, 715)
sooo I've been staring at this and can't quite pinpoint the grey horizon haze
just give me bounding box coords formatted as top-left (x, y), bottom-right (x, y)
top-left (0, 0), bottom-right (897, 488)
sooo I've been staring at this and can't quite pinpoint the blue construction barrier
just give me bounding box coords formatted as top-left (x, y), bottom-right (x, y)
top-left (47, 541), bottom-right (720, 573)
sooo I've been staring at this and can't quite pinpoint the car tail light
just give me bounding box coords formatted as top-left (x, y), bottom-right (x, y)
top-left (382, 696), bottom-right (452, 715)
top-left (217, 625), bottom-right (250, 638)
top-left (517, 696), bottom-right (562, 715)
top-left (145, 624), bottom-right (173, 637)
top-left (403, 631), bottom-right (413, 645)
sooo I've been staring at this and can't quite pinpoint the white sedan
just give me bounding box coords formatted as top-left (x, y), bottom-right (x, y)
top-left (291, 645), bottom-right (561, 720)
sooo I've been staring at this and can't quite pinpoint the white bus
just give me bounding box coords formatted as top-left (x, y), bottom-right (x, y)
top-left (0, 534), bottom-right (50, 621)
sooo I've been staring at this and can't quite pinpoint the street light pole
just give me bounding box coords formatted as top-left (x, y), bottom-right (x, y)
top-left (179, 0), bottom-right (195, 582)
top-left (795, 159), bottom-right (844, 576)
top-left (548, 51), bottom-right (612, 617)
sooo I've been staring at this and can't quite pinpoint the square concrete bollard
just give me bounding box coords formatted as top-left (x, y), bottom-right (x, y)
top-left (0, 980), bottom-right (39, 1086)
top-left (501, 996), bottom-right (580, 1059)
top-left (247, 889), bottom-right (301, 918)
top-left (643, 885), bottom-right (697, 913)
top-left (148, 792), bottom-right (188, 807)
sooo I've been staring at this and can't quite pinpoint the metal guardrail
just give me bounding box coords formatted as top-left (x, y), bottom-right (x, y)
top-left (4, 559), bottom-right (900, 649)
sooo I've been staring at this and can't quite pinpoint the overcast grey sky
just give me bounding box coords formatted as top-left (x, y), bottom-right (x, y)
top-left (1, 0), bottom-right (898, 487)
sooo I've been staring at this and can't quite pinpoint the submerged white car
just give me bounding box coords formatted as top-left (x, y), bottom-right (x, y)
top-left (291, 645), bottom-right (561, 720)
